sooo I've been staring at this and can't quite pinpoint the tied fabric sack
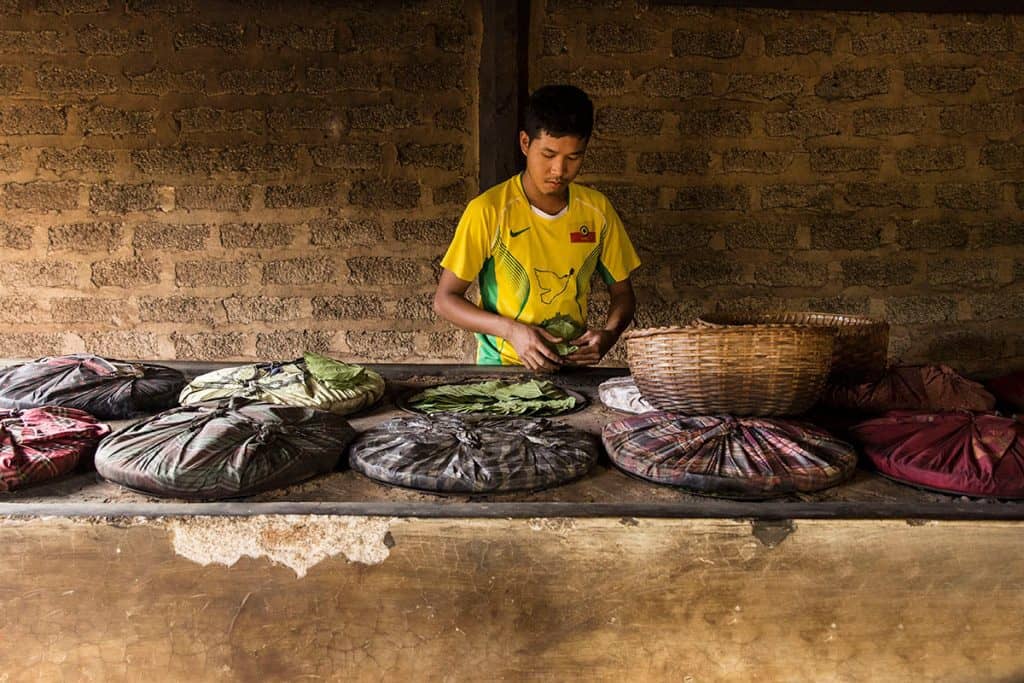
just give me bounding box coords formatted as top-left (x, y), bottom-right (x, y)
top-left (598, 376), bottom-right (654, 414)
top-left (851, 411), bottom-right (1024, 499)
top-left (349, 414), bottom-right (600, 493)
top-left (602, 413), bottom-right (857, 499)
top-left (0, 354), bottom-right (186, 420)
top-left (0, 407), bottom-right (110, 492)
top-left (820, 365), bottom-right (995, 415)
top-left (986, 371), bottom-right (1024, 414)
top-left (180, 352), bottom-right (384, 417)
top-left (95, 399), bottom-right (355, 500)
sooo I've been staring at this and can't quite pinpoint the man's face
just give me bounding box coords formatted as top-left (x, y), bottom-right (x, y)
top-left (520, 130), bottom-right (587, 196)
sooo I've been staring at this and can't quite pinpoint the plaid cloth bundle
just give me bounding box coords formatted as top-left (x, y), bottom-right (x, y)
top-left (349, 414), bottom-right (600, 493)
top-left (602, 412), bottom-right (857, 499)
top-left (95, 398), bottom-right (354, 500)
top-left (0, 406), bottom-right (111, 492)
top-left (821, 364), bottom-right (995, 415)
top-left (851, 411), bottom-right (1024, 499)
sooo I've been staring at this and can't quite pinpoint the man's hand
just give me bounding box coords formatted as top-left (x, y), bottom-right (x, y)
top-left (507, 322), bottom-right (564, 373)
top-left (565, 329), bottom-right (615, 366)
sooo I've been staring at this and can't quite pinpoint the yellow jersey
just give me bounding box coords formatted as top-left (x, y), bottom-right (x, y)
top-left (440, 174), bottom-right (641, 365)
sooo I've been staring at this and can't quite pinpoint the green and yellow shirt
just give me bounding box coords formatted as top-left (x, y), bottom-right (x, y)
top-left (440, 175), bottom-right (641, 365)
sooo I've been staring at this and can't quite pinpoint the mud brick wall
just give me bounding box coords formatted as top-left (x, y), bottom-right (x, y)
top-left (0, 0), bottom-right (478, 363)
top-left (542, 3), bottom-right (1024, 375)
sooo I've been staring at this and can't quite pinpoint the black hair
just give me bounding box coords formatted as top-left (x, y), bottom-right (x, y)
top-left (522, 84), bottom-right (594, 141)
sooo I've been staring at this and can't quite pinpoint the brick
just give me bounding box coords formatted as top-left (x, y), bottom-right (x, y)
top-left (174, 23), bottom-right (244, 51)
top-left (726, 222), bottom-right (797, 250)
top-left (805, 296), bottom-right (870, 316)
top-left (896, 219), bottom-right (969, 249)
top-left (634, 299), bottom-right (703, 327)
top-left (265, 182), bottom-right (338, 209)
top-left (392, 62), bottom-right (462, 91)
top-left (935, 183), bottom-right (1002, 210)
top-left (220, 223), bottom-right (294, 249)
top-left (349, 179), bottom-right (421, 209)
top-left (671, 255), bottom-right (743, 287)
top-left (967, 293), bottom-right (1024, 321)
top-left (139, 296), bottom-right (218, 324)
top-left (815, 67), bottom-right (889, 100)
top-left (843, 182), bottom-right (926, 208)
top-left (595, 107), bottom-right (662, 136)
top-left (394, 294), bottom-right (436, 322)
top-left (310, 143), bottom-right (382, 170)
top-left (346, 14), bottom-right (428, 51)
top-left (981, 143), bottom-right (1024, 171)
top-left (853, 107), bottom-right (927, 136)
top-left (678, 109), bottom-right (751, 137)
top-left (754, 260), bottom-right (828, 287)
top-left (346, 256), bottom-right (426, 286)
top-left (91, 258), bottom-right (160, 288)
top-left (539, 67), bottom-right (628, 97)
top-left (632, 222), bottom-right (711, 253)
top-left (851, 30), bottom-right (928, 55)
top-left (394, 217), bottom-right (454, 245)
top-left (433, 181), bottom-right (467, 206)
top-left (218, 68), bottom-right (294, 95)
top-left (89, 182), bottom-right (158, 213)
top-left (940, 104), bottom-right (1019, 133)
top-left (174, 107), bottom-right (263, 134)
top-left (0, 334), bottom-right (63, 358)
top-left (809, 147), bottom-right (881, 173)
top-left (541, 25), bottom-right (567, 56)
top-left (973, 222), bottom-right (1024, 248)
top-left (81, 331), bottom-right (158, 358)
top-left (417, 330), bottom-right (468, 360)
top-left (224, 296), bottom-right (302, 324)
top-left (638, 68), bottom-right (713, 98)
top-left (725, 73), bottom-right (803, 102)
top-left (37, 66), bottom-right (115, 94)
top-left (348, 104), bottom-right (419, 130)
top-left (346, 331), bottom-right (413, 361)
top-left (0, 105), bottom-right (66, 135)
top-left (397, 143), bottom-right (463, 171)
top-left (637, 150), bottom-right (710, 175)
top-left (133, 223), bottom-right (209, 251)
top-left (886, 296), bottom-right (958, 324)
top-left (722, 149), bottom-right (793, 174)
top-left (0, 30), bottom-right (62, 54)
top-left (0, 64), bottom-right (19, 92)
top-left (900, 145), bottom-right (968, 173)
top-left (0, 222), bottom-right (33, 249)
top-left (0, 181), bottom-right (78, 211)
top-left (841, 257), bottom-right (916, 287)
top-left (928, 256), bottom-right (999, 287)
top-left (581, 145), bottom-right (626, 174)
top-left (0, 145), bottom-right (19, 172)
top-left (589, 184), bottom-right (660, 214)
top-left (434, 107), bottom-right (467, 132)
top-left (126, 68), bottom-right (204, 95)
top-left (263, 256), bottom-right (336, 285)
top-left (810, 216), bottom-right (884, 250)
top-left (904, 66), bottom-right (976, 94)
top-left (588, 24), bottom-right (655, 53)
top-left (309, 217), bottom-right (383, 248)
top-left (988, 60), bottom-right (1024, 94)
top-left (311, 296), bottom-right (385, 320)
top-left (547, 0), bottom-right (623, 9)
top-left (175, 260), bottom-right (249, 287)
top-left (764, 109), bottom-right (840, 137)
top-left (267, 107), bottom-right (344, 132)
top-left (256, 331), bottom-right (332, 358)
top-left (0, 260), bottom-right (77, 288)
top-left (48, 222), bottom-right (123, 251)
top-left (39, 147), bottom-right (115, 175)
top-left (81, 106), bottom-right (155, 135)
top-left (671, 29), bottom-right (744, 58)
top-left (0, 296), bottom-right (44, 324)
top-left (176, 184), bottom-right (252, 211)
top-left (671, 185), bottom-right (748, 211)
top-left (37, 0), bottom-right (108, 13)
top-left (761, 184), bottom-right (832, 209)
top-left (765, 27), bottom-right (833, 55)
top-left (51, 297), bottom-right (124, 323)
top-left (258, 25), bottom-right (333, 51)
top-left (305, 65), bottom-right (378, 93)
top-left (126, 0), bottom-right (192, 11)
top-left (76, 25), bottom-right (151, 54)
top-left (437, 19), bottom-right (471, 53)
top-left (171, 332), bottom-right (244, 360)
top-left (222, 145), bottom-right (298, 173)
top-left (131, 147), bottom-right (219, 175)
top-left (941, 26), bottom-right (1013, 53)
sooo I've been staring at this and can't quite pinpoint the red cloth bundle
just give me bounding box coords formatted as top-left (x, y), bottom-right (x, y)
top-left (0, 406), bottom-right (110, 492)
top-left (986, 371), bottom-right (1024, 414)
top-left (821, 365), bottom-right (995, 414)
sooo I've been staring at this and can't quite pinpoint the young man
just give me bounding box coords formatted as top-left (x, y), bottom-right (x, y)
top-left (433, 85), bottom-right (641, 372)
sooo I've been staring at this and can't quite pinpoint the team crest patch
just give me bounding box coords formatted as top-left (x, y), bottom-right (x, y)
top-left (570, 224), bottom-right (595, 243)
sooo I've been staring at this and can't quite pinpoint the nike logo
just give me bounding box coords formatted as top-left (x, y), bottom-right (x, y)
top-left (510, 227), bottom-right (531, 237)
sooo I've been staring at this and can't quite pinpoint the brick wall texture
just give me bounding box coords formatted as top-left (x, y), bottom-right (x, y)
top-left (1, 1), bottom-right (1023, 376)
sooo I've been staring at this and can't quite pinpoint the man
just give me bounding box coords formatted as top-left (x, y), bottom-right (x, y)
top-left (433, 85), bottom-right (641, 372)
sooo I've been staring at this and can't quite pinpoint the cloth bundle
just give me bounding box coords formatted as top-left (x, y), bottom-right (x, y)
top-left (349, 414), bottom-right (599, 493)
top-left (986, 371), bottom-right (1024, 414)
top-left (407, 379), bottom-right (577, 416)
top-left (598, 376), bottom-right (654, 414)
top-left (0, 406), bottom-right (111, 492)
top-left (820, 365), bottom-right (995, 414)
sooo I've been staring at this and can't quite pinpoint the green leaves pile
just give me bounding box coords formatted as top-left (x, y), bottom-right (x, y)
top-left (303, 351), bottom-right (368, 388)
top-left (408, 379), bottom-right (577, 416)
top-left (542, 314), bottom-right (585, 356)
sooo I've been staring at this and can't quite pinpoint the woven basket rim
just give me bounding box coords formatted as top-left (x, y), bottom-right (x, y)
top-left (698, 311), bottom-right (887, 329)
top-left (624, 324), bottom-right (836, 342)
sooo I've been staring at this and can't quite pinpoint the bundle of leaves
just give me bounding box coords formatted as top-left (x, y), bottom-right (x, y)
top-left (302, 351), bottom-right (370, 387)
top-left (542, 315), bottom-right (585, 356)
top-left (408, 379), bottom-right (577, 416)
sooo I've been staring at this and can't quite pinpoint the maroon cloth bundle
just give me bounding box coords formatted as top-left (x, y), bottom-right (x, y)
top-left (0, 406), bottom-right (110, 492)
top-left (986, 371), bottom-right (1024, 414)
top-left (821, 365), bottom-right (995, 415)
top-left (850, 411), bottom-right (1024, 499)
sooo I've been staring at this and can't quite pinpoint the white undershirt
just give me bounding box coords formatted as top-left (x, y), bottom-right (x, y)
top-left (529, 203), bottom-right (568, 220)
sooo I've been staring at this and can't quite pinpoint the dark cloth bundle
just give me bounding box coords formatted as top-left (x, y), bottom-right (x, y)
top-left (986, 371), bottom-right (1024, 414)
top-left (602, 412), bottom-right (857, 499)
top-left (850, 411), bottom-right (1024, 499)
top-left (0, 354), bottom-right (185, 419)
top-left (0, 406), bottom-right (110, 492)
top-left (820, 365), bottom-right (995, 415)
top-left (95, 399), bottom-right (354, 500)
top-left (349, 414), bottom-right (600, 493)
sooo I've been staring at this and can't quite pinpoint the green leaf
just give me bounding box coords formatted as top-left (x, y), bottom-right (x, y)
top-left (409, 379), bottom-right (576, 416)
top-left (303, 351), bottom-right (366, 387)
top-left (541, 314), bottom-right (585, 357)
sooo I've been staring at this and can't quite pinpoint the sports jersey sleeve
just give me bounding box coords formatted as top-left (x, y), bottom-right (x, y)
top-left (596, 202), bottom-right (641, 285)
top-left (440, 198), bottom-right (495, 283)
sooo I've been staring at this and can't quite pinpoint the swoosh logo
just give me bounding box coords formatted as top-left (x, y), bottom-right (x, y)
top-left (510, 227), bottom-right (531, 237)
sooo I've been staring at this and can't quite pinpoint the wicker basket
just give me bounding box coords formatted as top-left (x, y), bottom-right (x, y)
top-left (624, 325), bottom-right (834, 416)
top-left (698, 311), bottom-right (889, 384)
